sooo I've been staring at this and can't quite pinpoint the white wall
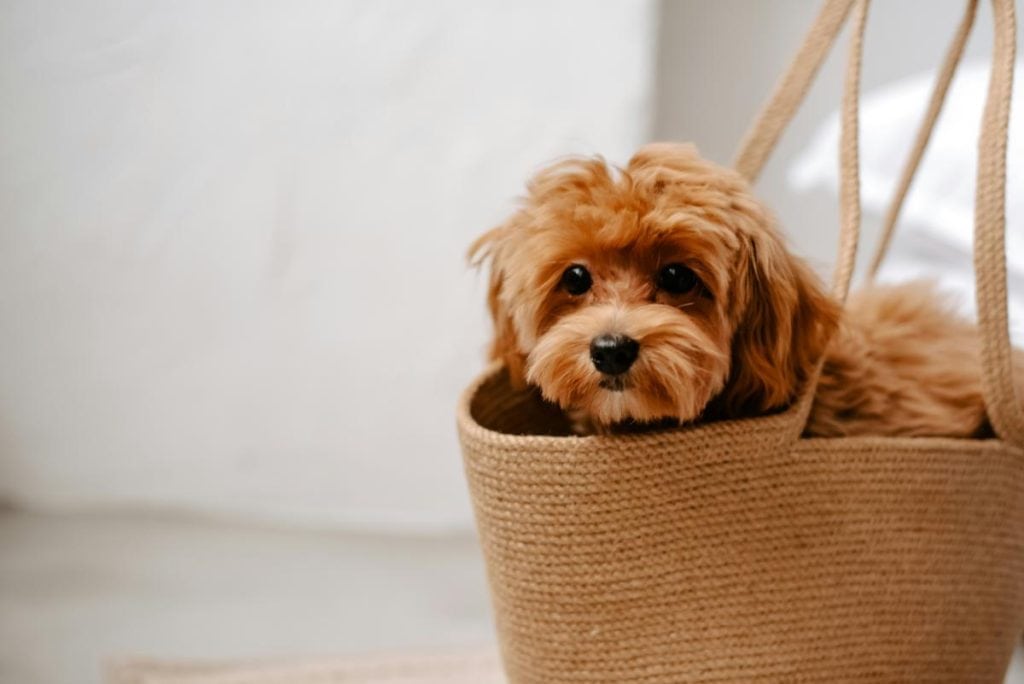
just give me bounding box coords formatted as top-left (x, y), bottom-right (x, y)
top-left (0, 1), bottom-right (658, 531)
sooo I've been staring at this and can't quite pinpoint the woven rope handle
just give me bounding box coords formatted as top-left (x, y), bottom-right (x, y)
top-left (866, 0), bottom-right (979, 278)
top-left (733, 0), bottom-right (858, 184)
top-left (831, 0), bottom-right (867, 302)
top-left (733, 0), bottom-right (1024, 446)
top-left (975, 0), bottom-right (1024, 444)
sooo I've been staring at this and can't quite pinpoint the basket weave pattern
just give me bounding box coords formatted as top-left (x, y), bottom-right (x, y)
top-left (459, 370), bottom-right (1024, 682)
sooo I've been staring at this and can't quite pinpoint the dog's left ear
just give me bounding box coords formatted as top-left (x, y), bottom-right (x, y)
top-left (468, 224), bottom-right (528, 388)
top-left (719, 229), bottom-right (841, 414)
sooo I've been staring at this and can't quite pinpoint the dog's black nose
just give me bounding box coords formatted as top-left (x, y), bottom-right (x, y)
top-left (590, 334), bottom-right (639, 376)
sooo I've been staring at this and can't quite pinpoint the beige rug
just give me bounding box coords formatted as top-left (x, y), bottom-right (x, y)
top-left (106, 648), bottom-right (505, 684)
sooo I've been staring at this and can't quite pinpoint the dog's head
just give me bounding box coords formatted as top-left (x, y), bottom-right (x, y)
top-left (470, 143), bottom-right (839, 428)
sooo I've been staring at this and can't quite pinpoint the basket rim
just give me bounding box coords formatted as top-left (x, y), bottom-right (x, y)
top-left (457, 363), bottom-right (1021, 455)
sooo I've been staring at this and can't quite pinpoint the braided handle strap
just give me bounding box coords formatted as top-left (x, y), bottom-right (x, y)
top-left (975, 0), bottom-right (1024, 444)
top-left (867, 0), bottom-right (979, 278)
top-left (732, 0), bottom-right (859, 185)
top-left (732, 0), bottom-right (1024, 446)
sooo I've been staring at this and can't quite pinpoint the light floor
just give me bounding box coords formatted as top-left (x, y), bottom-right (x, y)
top-left (0, 512), bottom-right (494, 683)
top-left (2, 511), bottom-right (1023, 683)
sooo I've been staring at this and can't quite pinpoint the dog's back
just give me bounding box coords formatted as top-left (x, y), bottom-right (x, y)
top-left (806, 280), bottom-right (1021, 437)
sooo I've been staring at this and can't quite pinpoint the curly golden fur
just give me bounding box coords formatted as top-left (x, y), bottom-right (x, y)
top-left (471, 143), bottom-right (1019, 437)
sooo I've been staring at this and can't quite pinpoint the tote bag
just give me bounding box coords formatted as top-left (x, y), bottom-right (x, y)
top-left (458, 0), bottom-right (1024, 680)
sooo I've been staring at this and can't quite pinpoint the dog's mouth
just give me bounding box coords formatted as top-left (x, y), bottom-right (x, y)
top-left (598, 376), bottom-right (631, 392)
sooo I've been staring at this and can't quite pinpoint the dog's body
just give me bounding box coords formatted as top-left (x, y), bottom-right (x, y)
top-left (808, 281), bottom-right (1004, 437)
top-left (472, 143), bottom-right (1019, 437)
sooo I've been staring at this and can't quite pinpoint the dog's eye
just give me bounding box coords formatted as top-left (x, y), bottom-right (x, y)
top-left (560, 264), bottom-right (592, 295)
top-left (657, 263), bottom-right (699, 294)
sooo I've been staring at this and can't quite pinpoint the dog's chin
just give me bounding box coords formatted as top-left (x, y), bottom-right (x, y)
top-left (583, 382), bottom-right (677, 426)
top-left (524, 307), bottom-right (730, 428)
top-left (598, 375), bottom-right (630, 392)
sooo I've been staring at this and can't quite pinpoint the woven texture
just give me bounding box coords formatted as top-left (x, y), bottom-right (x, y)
top-left (459, 370), bottom-right (1024, 683)
top-left (459, 0), bottom-right (1024, 681)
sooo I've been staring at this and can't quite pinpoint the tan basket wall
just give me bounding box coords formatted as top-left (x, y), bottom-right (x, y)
top-left (459, 369), bottom-right (1024, 682)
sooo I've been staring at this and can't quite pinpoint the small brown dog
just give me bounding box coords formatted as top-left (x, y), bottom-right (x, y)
top-left (471, 143), bottom-right (1019, 437)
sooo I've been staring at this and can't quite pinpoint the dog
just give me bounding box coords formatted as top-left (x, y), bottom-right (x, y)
top-left (470, 142), bottom-right (1019, 437)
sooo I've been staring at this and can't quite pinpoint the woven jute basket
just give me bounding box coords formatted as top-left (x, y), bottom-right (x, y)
top-left (458, 0), bottom-right (1024, 682)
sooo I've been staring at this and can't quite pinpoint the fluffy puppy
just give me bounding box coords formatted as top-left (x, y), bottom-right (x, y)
top-left (470, 142), bottom-right (1018, 437)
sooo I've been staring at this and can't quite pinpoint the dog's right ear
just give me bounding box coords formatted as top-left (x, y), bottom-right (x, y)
top-left (468, 223), bottom-right (528, 388)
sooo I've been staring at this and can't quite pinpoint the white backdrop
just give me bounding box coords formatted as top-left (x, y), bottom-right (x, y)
top-left (0, 1), bottom-right (657, 531)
